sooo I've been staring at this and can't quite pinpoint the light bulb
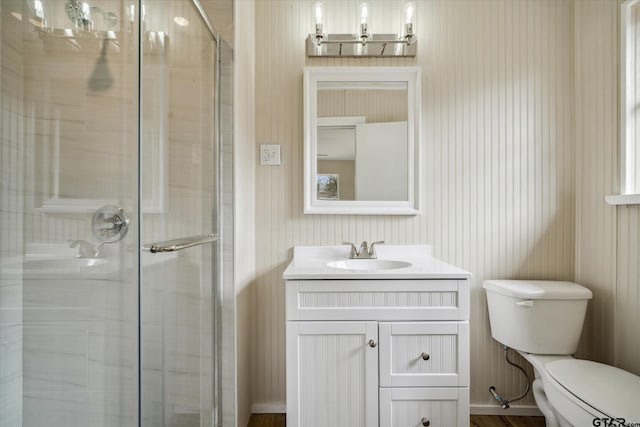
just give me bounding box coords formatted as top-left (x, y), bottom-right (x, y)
top-left (405, 2), bottom-right (414, 24)
top-left (81, 2), bottom-right (90, 17)
top-left (402, 1), bottom-right (416, 39)
top-left (360, 3), bottom-right (368, 25)
top-left (34, 0), bottom-right (44, 18)
top-left (314, 2), bottom-right (323, 25)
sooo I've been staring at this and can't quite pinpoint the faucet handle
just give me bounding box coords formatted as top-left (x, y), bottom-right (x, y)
top-left (368, 240), bottom-right (385, 257)
top-left (341, 241), bottom-right (359, 258)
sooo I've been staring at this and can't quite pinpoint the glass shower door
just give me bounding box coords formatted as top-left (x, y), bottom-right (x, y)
top-left (139, 1), bottom-right (219, 426)
top-left (0, 1), bottom-right (141, 425)
top-left (0, 1), bottom-right (221, 426)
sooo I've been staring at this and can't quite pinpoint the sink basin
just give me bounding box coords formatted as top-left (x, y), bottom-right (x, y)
top-left (326, 259), bottom-right (412, 271)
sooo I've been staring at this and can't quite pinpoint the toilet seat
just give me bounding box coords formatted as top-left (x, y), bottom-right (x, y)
top-left (546, 359), bottom-right (640, 423)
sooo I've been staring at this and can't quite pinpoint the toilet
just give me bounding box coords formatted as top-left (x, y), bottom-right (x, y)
top-left (483, 280), bottom-right (640, 427)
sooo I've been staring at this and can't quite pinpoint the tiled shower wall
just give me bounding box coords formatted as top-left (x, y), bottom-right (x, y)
top-left (251, 0), bottom-right (576, 412)
top-left (0, 2), bottom-right (25, 424)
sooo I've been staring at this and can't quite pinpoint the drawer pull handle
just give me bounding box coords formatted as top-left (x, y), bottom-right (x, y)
top-left (421, 417), bottom-right (430, 426)
top-left (368, 339), bottom-right (377, 348)
top-left (421, 352), bottom-right (430, 361)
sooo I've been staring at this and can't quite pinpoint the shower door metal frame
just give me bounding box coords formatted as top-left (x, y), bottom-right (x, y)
top-left (137, 1), bottom-right (227, 426)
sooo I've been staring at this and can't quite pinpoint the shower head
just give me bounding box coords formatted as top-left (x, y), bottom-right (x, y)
top-left (65, 1), bottom-right (118, 29)
top-left (65, 0), bottom-right (91, 27)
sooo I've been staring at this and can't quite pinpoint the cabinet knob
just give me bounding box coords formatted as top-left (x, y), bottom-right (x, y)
top-left (421, 352), bottom-right (430, 361)
top-left (368, 339), bottom-right (377, 348)
top-left (421, 417), bottom-right (430, 426)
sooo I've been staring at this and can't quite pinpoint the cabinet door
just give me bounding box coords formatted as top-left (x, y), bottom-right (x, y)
top-left (286, 321), bottom-right (378, 427)
top-left (379, 322), bottom-right (469, 387)
top-left (379, 387), bottom-right (470, 427)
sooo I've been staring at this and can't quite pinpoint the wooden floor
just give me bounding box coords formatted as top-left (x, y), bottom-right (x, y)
top-left (248, 413), bottom-right (546, 427)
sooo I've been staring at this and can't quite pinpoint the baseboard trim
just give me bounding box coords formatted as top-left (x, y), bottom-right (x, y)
top-left (471, 404), bottom-right (543, 417)
top-left (251, 402), bottom-right (542, 417)
top-left (251, 402), bottom-right (286, 414)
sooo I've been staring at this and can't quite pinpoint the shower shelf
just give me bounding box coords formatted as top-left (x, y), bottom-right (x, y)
top-left (36, 28), bottom-right (167, 55)
top-left (37, 28), bottom-right (122, 40)
top-left (36, 28), bottom-right (124, 53)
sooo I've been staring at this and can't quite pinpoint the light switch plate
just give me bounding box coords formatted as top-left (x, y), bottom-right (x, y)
top-left (260, 144), bottom-right (281, 165)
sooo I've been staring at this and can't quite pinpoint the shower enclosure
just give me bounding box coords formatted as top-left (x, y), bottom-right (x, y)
top-left (0, 1), bottom-right (233, 425)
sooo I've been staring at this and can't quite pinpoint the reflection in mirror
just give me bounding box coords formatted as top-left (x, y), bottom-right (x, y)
top-left (304, 67), bottom-right (420, 215)
top-left (317, 81), bottom-right (408, 201)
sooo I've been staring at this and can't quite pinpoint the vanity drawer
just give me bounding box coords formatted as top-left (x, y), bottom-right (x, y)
top-left (286, 280), bottom-right (469, 321)
top-left (379, 322), bottom-right (469, 387)
top-left (379, 387), bottom-right (469, 427)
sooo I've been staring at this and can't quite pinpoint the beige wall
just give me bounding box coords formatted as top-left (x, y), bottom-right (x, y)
top-left (234, 0), bottom-right (255, 425)
top-left (250, 0), bottom-right (576, 413)
top-left (574, 0), bottom-right (618, 366)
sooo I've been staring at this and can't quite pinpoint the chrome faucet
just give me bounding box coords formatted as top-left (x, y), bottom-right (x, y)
top-left (342, 240), bottom-right (385, 259)
top-left (68, 239), bottom-right (103, 258)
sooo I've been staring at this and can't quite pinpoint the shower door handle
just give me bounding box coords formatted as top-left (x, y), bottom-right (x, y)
top-left (142, 234), bottom-right (219, 253)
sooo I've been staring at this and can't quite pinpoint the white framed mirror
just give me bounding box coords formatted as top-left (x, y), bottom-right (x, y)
top-left (303, 67), bottom-right (421, 215)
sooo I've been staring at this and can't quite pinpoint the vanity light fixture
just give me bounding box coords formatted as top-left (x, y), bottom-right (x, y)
top-left (307, 1), bottom-right (417, 57)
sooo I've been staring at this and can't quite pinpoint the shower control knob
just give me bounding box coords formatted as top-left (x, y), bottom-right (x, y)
top-left (421, 352), bottom-right (430, 361)
top-left (421, 417), bottom-right (430, 426)
top-left (368, 339), bottom-right (377, 348)
top-left (92, 206), bottom-right (130, 243)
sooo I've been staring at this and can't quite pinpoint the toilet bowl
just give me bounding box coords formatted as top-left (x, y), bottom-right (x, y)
top-left (483, 280), bottom-right (640, 427)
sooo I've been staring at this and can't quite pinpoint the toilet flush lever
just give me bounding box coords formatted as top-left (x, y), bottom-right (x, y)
top-left (516, 299), bottom-right (534, 307)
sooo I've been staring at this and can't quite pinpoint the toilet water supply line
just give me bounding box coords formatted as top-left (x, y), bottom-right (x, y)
top-left (489, 346), bottom-right (531, 409)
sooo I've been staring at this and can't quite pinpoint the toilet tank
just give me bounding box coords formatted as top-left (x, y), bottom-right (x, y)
top-left (483, 280), bottom-right (593, 355)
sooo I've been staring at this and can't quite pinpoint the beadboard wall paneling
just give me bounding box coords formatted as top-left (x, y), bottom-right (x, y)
top-left (573, 0), bottom-right (618, 365)
top-left (252, 0), bottom-right (575, 410)
top-left (234, 0), bottom-right (256, 425)
top-left (616, 207), bottom-right (640, 375)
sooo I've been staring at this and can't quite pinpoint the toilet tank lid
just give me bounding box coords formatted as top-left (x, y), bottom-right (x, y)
top-left (482, 280), bottom-right (593, 300)
top-left (546, 359), bottom-right (640, 421)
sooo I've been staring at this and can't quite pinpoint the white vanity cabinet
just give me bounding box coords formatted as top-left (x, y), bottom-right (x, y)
top-left (286, 320), bottom-right (379, 427)
top-left (285, 277), bottom-right (470, 427)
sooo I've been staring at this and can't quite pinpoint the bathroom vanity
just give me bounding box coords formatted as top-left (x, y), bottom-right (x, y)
top-left (284, 245), bottom-right (471, 427)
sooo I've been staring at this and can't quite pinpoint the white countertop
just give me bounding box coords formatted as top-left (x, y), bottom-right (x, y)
top-left (283, 245), bottom-right (472, 280)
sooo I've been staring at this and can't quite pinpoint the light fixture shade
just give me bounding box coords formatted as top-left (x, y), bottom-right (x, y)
top-left (403, 1), bottom-right (416, 38)
top-left (360, 2), bottom-right (369, 25)
top-left (314, 2), bottom-right (323, 26)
